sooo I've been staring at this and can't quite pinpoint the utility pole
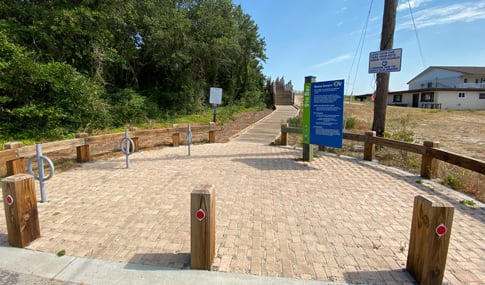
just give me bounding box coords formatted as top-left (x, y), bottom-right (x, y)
top-left (372, 0), bottom-right (398, 137)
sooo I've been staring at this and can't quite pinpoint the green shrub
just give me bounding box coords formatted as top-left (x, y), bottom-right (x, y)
top-left (443, 174), bottom-right (462, 190)
top-left (345, 116), bottom-right (358, 129)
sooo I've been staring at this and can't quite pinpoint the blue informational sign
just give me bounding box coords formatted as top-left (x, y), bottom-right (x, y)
top-left (309, 80), bottom-right (344, 148)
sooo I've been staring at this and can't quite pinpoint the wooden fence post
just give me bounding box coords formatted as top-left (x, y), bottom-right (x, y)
top-left (75, 133), bottom-right (90, 163)
top-left (364, 131), bottom-right (376, 161)
top-left (280, 124), bottom-right (288, 146)
top-left (421, 141), bottom-right (440, 179)
top-left (4, 142), bottom-right (25, 176)
top-left (130, 127), bottom-right (139, 152)
top-left (191, 185), bottom-right (216, 270)
top-left (172, 125), bottom-right (180, 147)
top-left (2, 174), bottom-right (40, 248)
top-left (209, 122), bottom-right (216, 143)
top-left (406, 195), bottom-right (454, 285)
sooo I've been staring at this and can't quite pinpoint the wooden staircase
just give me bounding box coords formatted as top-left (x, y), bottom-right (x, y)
top-left (271, 79), bottom-right (294, 106)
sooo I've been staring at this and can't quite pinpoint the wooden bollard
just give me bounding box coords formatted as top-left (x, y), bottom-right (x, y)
top-left (191, 185), bottom-right (215, 270)
top-left (2, 174), bottom-right (40, 248)
top-left (75, 133), bottom-right (90, 163)
top-left (173, 125), bottom-right (180, 147)
top-left (421, 141), bottom-right (440, 179)
top-left (209, 122), bottom-right (216, 143)
top-left (406, 195), bottom-right (454, 285)
top-left (130, 127), bottom-right (139, 152)
top-left (280, 124), bottom-right (288, 146)
top-left (4, 142), bottom-right (25, 176)
top-left (364, 131), bottom-right (376, 161)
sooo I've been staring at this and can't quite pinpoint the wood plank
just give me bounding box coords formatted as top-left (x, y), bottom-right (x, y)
top-left (343, 132), bottom-right (366, 142)
top-left (428, 148), bottom-right (485, 175)
top-left (18, 138), bottom-right (85, 157)
top-left (281, 126), bottom-right (302, 134)
top-left (368, 136), bottom-right (426, 154)
top-left (86, 133), bottom-right (125, 145)
top-left (0, 149), bottom-right (20, 163)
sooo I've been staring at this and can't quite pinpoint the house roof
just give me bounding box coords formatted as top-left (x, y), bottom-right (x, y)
top-left (407, 66), bottom-right (485, 84)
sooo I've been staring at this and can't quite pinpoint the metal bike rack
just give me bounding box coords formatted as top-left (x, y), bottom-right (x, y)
top-left (120, 130), bottom-right (135, 168)
top-left (27, 144), bottom-right (55, 203)
top-left (187, 124), bottom-right (193, 156)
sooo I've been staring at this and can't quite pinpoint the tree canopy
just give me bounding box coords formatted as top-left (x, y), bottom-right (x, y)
top-left (0, 0), bottom-right (267, 138)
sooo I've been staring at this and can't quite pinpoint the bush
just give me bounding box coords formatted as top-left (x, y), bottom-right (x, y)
top-left (345, 116), bottom-right (358, 129)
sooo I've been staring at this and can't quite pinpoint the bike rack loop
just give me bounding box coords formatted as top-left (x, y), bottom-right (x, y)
top-left (120, 130), bottom-right (135, 168)
top-left (27, 144), bottom-right (55, 203)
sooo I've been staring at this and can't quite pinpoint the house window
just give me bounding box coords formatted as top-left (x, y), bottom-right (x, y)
top-left (464, 78), bottom-right (468, 83)
top-left (393, 94), bottom-right (402, 102)
top-left (458, 92), bottom-right (465, 98)
top-left (421, 92), bottom-right (434, 102)
top-left (427, 82), bottom-right (432, 88)
top-left (480, 93), bottom-right (485, 99)
top-left (476, 79), bottom-right (479, 84)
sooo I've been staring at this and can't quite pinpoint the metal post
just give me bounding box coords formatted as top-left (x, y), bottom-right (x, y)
top-left (187, 124), bottom-right (193, 156)
top-left (27, 144), bottom-right (55, 203)
top-left (120, 130), bottom-right (135, 169)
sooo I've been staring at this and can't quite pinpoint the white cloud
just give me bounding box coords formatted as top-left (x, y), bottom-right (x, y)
top-left (313, 54), bottom-right (352, 68)
top-left (397, 0), bottom-right (432, 11)
top-left (398, 2), bottom-right (485, 30)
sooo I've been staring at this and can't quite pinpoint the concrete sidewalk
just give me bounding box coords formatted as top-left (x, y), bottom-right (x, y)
top-left (1, 142), bottom-right (483, 284)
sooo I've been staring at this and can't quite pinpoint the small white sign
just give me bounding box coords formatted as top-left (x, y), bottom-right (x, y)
top-left (368, 48), bottom-right (402, 73)
top-left (209, 87), bottom-right (222, 104)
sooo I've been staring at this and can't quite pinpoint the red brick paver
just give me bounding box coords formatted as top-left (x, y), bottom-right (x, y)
top-left (0, 142), bottom-right (483, 284)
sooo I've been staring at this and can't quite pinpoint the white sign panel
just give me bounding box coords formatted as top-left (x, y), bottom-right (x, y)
top-left (209, 87), bottom-right (222, 104)
top-left (368, 48), bottom-right (402, 73)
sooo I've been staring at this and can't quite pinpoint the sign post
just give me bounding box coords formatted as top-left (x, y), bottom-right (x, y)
top-left (209, 87), bottom-right (222, 123)
top-left (302, 77), bottom-right (345, 160)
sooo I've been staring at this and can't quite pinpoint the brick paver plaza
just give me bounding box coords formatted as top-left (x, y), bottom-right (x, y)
top-left (1, 142), bottom-right (484, 284)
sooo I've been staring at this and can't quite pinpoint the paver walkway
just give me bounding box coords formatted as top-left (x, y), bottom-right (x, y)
top-left (1, 142), bottom-right (483, 284)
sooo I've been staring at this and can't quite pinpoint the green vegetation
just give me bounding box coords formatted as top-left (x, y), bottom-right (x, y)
top-left (344, 116), bottom-right (358, 129)
top-left (0, 0), bottom-right (268, 142)
top-left (459, 199), bottom-right (477, 207)
top-left (443, 174), bottom-right (462, 190)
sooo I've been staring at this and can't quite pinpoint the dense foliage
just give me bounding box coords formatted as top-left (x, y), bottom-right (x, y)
top-left (0, 0), bottom-right (267, 138)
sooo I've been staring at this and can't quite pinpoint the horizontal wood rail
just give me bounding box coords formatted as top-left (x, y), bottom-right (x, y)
top-left (1, 124), bottom-right (222, 177)
top-left (280, 124), bottom-right (485, 177)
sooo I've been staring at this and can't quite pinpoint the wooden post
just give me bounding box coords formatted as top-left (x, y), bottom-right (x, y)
top-left (280, 124), bottom-right (288, 146)
top-left (209, 123), bottom-right (216, 144)
top-left (191, 185), bottom-right (216, 270)
top-left (364, 131), bottom-right (376, 161)
top-left (172, 125), bottom-right (180, 147)
top-left (75, 133), bottom-right (90, 163)
top-left (4, 142), bottom-right (25, 176)
top-left (421, 141), bottom-right (440, 179)
top-left (407, 195), bottom-right (454, 285)
top-left (2, 174), bottom-right (40, 248)
top-left (130, 127), bottom-right (139, 152)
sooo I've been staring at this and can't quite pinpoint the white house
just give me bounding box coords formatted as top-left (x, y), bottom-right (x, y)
top-left (387, 66), bottom-right (485, 110)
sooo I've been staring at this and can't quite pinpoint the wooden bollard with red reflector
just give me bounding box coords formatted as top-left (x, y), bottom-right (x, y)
top-left (190, 185), bottom-right (215, 270)
top-left (406, 195), bottom-right (454, 285)
top-left (2, 174), bottom-right (40, 248)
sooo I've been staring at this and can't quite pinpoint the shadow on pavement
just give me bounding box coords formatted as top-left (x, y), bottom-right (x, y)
top-left (344, 269), bottom-right (417, 284)
top-left (126, 252), bottom-right (190, 270)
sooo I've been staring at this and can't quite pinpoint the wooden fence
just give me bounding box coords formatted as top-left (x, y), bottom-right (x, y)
top-left (0, 124), bottom-right (221, 177)
top-left (280, 124), bottom-right (485, 179)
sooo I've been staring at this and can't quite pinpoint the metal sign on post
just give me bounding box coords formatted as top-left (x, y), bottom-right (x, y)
top-left (120, 130), bottom-right (135, 168)
top-left (27, 144), bottom-right (55, 203)
top-left (368, 48), bottom-right (402, 73)
top-left (187, 124), bottom-right (193, 156)
top-left (209, 87), bottom-right (222, 123)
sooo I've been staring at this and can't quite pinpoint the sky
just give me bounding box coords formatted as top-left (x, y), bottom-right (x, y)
top-left (233, 0), bottom-right (485, 95)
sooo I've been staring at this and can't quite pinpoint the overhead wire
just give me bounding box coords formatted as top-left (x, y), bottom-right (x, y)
top-left (345, 0), bottom-right (374, 101)
top-left (407, 0), bottom-right (427, 69)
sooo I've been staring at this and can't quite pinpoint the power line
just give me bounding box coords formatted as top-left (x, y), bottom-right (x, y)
top-left (407, 0), bottom-right (427, 69)
top-left (346, 0), bottom-right (374, 98)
